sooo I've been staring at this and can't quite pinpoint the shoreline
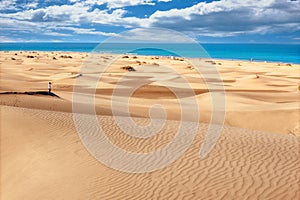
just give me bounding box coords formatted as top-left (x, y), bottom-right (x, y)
top-left (1, 50), bottom-right (299, 65)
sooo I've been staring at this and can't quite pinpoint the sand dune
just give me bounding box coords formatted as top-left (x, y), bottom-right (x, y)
top-left (1, 105), bottom-right (299, 199)
top-left (1, 51), bottom-right (300, 199)
top-left (1, 51), bottom-right (299, 134)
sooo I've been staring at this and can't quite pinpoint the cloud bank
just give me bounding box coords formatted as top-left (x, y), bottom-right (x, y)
top-left (0, 0), bottom-right (299, 42)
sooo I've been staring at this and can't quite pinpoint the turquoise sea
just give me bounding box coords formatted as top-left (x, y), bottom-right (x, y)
top-left (0, 43), bottom-right (299, 64)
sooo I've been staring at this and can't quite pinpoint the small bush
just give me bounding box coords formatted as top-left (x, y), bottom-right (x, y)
top-left (121, 66), bottom-right (136, 71)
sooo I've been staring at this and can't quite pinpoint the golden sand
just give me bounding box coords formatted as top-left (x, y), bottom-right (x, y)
top-left (1, 51), bottom-right (299, 199)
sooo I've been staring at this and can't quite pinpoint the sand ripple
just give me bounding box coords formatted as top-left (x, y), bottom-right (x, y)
top-left (1, 106), bottom-right (299, 199)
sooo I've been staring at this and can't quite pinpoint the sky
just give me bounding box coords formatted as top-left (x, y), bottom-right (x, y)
top-left (0, 0), bottom-right (300, 43)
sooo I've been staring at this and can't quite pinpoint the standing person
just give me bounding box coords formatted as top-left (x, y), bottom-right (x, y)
top-left (48, 82), bottom-right (52, 93)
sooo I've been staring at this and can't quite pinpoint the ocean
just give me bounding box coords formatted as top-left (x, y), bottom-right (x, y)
top-left (0, 43), bottom-right (299, 64)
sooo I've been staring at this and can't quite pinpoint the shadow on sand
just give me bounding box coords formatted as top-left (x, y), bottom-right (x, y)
top-left (0, 91), bottom-right (60, 98)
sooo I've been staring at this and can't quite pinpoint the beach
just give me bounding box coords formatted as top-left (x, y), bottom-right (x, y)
top-left (1, 51), bottom-right (300, 199)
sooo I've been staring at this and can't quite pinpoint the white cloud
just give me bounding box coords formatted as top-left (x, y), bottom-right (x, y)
top-left (158, 0), bottom-right (172, 2)
top-left (0, 0), bottom-right (17, 11)
top-left (23, 1), bottom-right (39, 9)
top-left (0, 0), bottom-right (299, 41)
top-left (44, 31), bottom-right (73, 37)
top-left (148, 0), bottom-right (300, 36)
top-left (57, 27), bottom-right (118, 36)
top-left (0, 35), bottom-right (63, 42)
top-left (1, 2), bottom-right (146, 27)
top-left (0, 35), bottom-right (17, 42)
top-left (0, 2), bottom-right (147, 40)
top-left (111, 28), bottom-right (196, 43)
top-left (81, 0), bottom-right (155, 9)
top-left (2, 3), bottom-right (89, 22)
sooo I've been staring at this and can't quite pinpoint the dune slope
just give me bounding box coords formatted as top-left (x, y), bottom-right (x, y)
top-left (1, 105), bottom-right (299, 200)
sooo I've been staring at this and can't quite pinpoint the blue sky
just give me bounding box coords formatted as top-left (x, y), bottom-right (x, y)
top-left (0, 0), bottom-right (299, 43)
